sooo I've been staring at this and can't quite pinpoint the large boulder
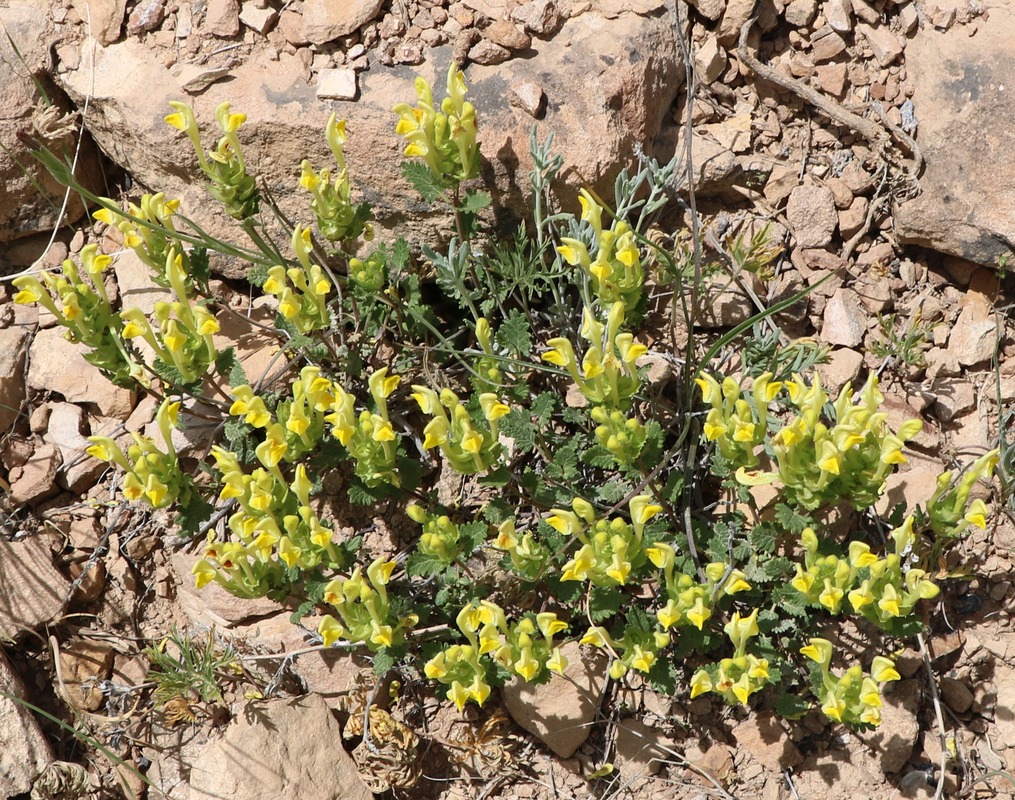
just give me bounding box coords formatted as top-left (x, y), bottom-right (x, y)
top-left (53, 5), bottom-right (681, 277)
top-left (894, 8), bottom-right (1015, 268)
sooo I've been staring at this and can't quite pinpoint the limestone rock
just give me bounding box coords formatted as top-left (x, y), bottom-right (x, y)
top-left (173, 64), bottom-right (231, 94)
top-left (204, 0), bottom-right (241, 37)
top-left (302, 0), bottom-right (384, 44)
top-left (784, 0), bottom-right (817, 27)
top-left (71, 0), bottom-right (127, 44)
top-left (239, 2), bottom-right (278, 34)
top-left (146, 694), bottom-right (373, 800)
top-left (0, 2), bottom-right (99, 242)
top-left (469, 38), bottom-right (512, 64)
top-left (0, 323), bottom-right (32, 433)
top-left (485, 19), bottom-right (532, 50)
top-left (55, 13), bottom-right (681, 273)
top-left (510, 0), bottom-right (565, 35)
top-left (717, 0), bottom-right (758, 45)
top-left (939, 677), bottom-right (974, 714)
top-left (502, 642), bottom-right (608, 757)
top-left (787, 184), bottom-right (838, 247)
top-left (615, 717), bottom-right (670, 778)
top-left (816, 347), bottom-right (863, 393)
top-left (930, 377), bottom-right (975, 422)
top-left (993, 665), bottom-right (1015, 748)
top-left (59, 640), bottom-right (115, 712)
top-left (509, 81), bottom-right (547, 117)
top-left (823, 0), bottom-right (852, 31)
top-left (895, 17), bottom-right (1015, 266)
top-left (8, 442), bottom-right (62, 505)
top-left (0, 652), bottom-right (54, 797)
top-left (317, 68), bottom-right (358, 100)
top-left (822, 287), bottom-right (867, 347)
top-left (947, 302), bottom-right (998, 367)
top-left (126, 0), bottom-right (166, 35)
top-left (732, 713), bottom-right (803, 770)
top-left (172, 550), bottom-right (284, 628)
top-left (864, 679), bottom-right (921, 773)
top-left (43, 403), bottom-right (104, 492)
top-left (695, 35), bottom-right (727, 84)
top-left (684, 0), bottom-right (726, 19)
top-left (28, 327), bottom-right (135, 417)
top-left (856, 23), bottom-right (903, 66)
top-left (0, 536), bottom-right (70, 641)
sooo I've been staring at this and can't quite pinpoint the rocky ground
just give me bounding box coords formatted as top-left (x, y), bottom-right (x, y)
top-left (1, 0), bottom-right (1014, 798)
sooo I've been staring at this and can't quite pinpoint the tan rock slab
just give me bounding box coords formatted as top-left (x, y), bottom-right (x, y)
top-left (146, 694), bottom-right (372, 800)
top-left (502, 641), bottom-right (608, 757)
top-left (302, 0), bottom-right (383, 43)
top-left (0, 536), bottom-right (70, 642)
top-left (0, 652), bottom-right (54, 796)
top-left (27, 327), bottom-right (135, 418)
top-left (8, 441), bottom-right (62, 505)
top-left (732, 713), bottom-right (803, 770)
top-left (59, 640), bottom-right (115, 711)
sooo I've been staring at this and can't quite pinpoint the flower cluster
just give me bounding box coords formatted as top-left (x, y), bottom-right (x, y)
top-left (549, 495), bottom-right (662, 587)
top-left (689, 610), bottom-right (773, 706)
top-left (790, 521), bottom-right (940, 630)
top-left (13, 244), bottom-right (136, 385)
top-left (411, 386), bottom-right (509, 474)
top-left (260, 226), bottom-right (333, 333)
top-left (348, 250), bottom-right (387, 294)
top-left (406, 504), bottom-right (464, 567)
top-left (926, 449), bottom-right (998, 541)
top-left (542, 302), bottom-right (646, 409)
top-left (165, 101), bottom-right (259, 220)
top-left (299, 113), bottom-right (373, 243)
top-left (557, 190), bottom-right (644, 309)
top-left (735, 373), bottom-right (923, 510)
top-left (121, 247), bottom-right (220, 384)
top-left (492, 519), bottom-right (550, 582)
top-left (327, 368), bottom-right (403, 488)
top-left (581, 619), bottom-right (670, 680)
top-left (393, 63), bottom-right (479, 184)
top-left (590, 406), bottom-right (648, 465)
top-left (87, 400), bottom-right (189, 509)
top-left (425, 602), bottom-right (568, 710)
top-left (801, 638), bottom-right (900, 726)
top-left (193, 453), bottom-right (346, 596)
top-left (318, 559), bottom-right (417, 651)
top-left (646, 543), bottom-right (751, 632)
top-left (93, 193), bottom-right (196, 289)
top-left (696, 371), bottom-right (780, 468)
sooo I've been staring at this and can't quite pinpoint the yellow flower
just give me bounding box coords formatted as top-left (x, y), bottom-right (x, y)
top-left (255, 423), bottom-right (288, 468)
top-left (870, 656), bottom-right (901, 683)
top-left (317, 615), bottom-right (345, 647)
top-left (546, 648), bottom-right (568, 674)
top-left (821, 692), bottom-right (846, 723)
top-left (689, 669), bottom-right (713, 698)
top-left (800, 638), bottom-right (833, 668)
top-left (191, 559), bottom-right (218, 589)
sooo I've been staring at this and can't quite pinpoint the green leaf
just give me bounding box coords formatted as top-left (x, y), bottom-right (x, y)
top-left (595, 480), bottom-right (629, 504)
top-left (762, 556), bottom-right (793, 580)
top-left (499, 408), bottom-right (536, 451)
top-left (401, 161), bottom-right (450, 203)
top-left (174, 493), bottom-right (213, 538)
top-left (390, 237), bottom-right (411, 272)
top-left (530, 393), bottom-right (556, 424)
top-left (482, 499), bottom-right (513, 525)
top-left (749, 524), bottom-right (777, 554)
top-left (589, 587), bottom-right (623, 622)
top-left (459, 189), bottom-right (492, 215)
top-left (495, 309), bottom-right (532, 356)
top-left (406, 548), bottom-right (448, 578)
top-left (223, 417), bottom-right (258, 464)
top-left (151, 357), bottom-right (197, 392)
top-left (189, 247), bottom-right (211, 288)
top-left (459, 522), bottom-right (488, 558)
top-left (373, 648), bottom-right (396, 676)
top-left (248, 263), bottom-right (269, 287)
top-left (647, 655), bottom-right (677, 695)
top-left (290, 600), bottom-right (315, 624)
top-left (774, 503), bottom-right (812, 536)
top-left (775, 693), bottom-right (813, 719)
top-left (480, 467), bottom-right (512, 488)
top-left (582, 444), bottom-right (618, 470)
top-left (348, 480), bottom-right (380, 506)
